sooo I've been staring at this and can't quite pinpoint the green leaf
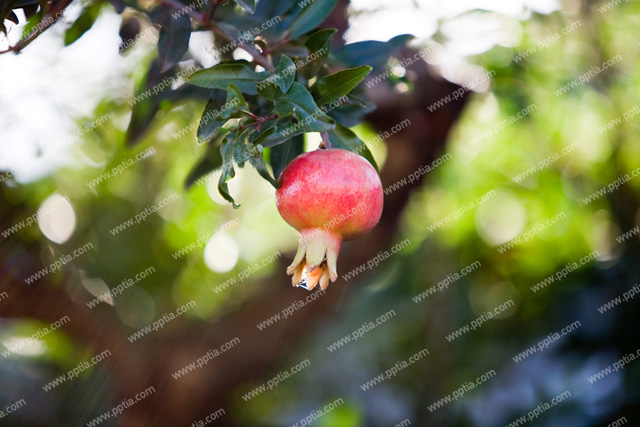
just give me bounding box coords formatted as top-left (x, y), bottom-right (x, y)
top-left (288, 0), bottom-right (338, 39)
top-left (271, 55), bottom-right (296, 93)
top-left (274, 82), bottom-right (335, 132)
top-left (64, 3), bottom-right (100, 46)
top-left (328, 123), bottom-right (378, 171)
top-left (184, 137), bottom-right (225, 188)
top-left (233, 0), bottom-right (255, 13)
top-left (335, 34), bottom-right (414, 69)
top-left (326, 94), bottom-right (376, 127)
top-left (126, 61), bottom-right (168, 147)
top-left (302, 28), bottom-right (336, 77)
top-left (220, 83), bottom-right (250, 120)
top-left (254, 0), bottom-right (295, 17)
top-left (310, 66), bottom-right (372, 106)
top-left (197, 92), bottom-right (229, 144)
top-left (256, 55), bottom-right (295, 100)
top-left (269, 134), bottom-right (304, 179)
top-left (151, 7), bottom-right (192, 73)
top-left (249, 145), bottom-right (279, 188)
top-left (257, 81), bottom-right (285, 101)
top-left (219, 140), bottom-right (240, 208)
top-left (188, 63), bottom-right (266, 95)
top-left (254, 120), bottom-right (304, 147)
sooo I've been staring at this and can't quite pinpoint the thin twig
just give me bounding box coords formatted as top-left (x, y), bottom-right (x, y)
top-left (263, 35), bottom-right (291, 55)
top-left (235, 113), bottom-right (278, 133)
top-left (0, 0), bottom-right (74, 55)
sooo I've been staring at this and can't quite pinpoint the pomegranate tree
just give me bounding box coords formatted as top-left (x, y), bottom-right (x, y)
top-left (276, 148), bottom-right (383, 290)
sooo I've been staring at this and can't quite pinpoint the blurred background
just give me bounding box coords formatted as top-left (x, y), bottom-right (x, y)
top-left (1, 0), bottom-right (639, 426)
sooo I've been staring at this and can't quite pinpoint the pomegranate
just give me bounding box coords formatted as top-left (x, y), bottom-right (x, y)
top-left (276, 148), bottom-right (383, 290)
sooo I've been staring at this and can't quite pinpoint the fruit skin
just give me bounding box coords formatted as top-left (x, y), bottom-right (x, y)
top-left (276, 148), bottom-right (383, 290)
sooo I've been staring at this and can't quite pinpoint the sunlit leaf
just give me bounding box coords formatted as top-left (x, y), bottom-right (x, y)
top-left (64, 3), bottom-right (101, 46)
top-left (310, 66), bottom-right (372, 106)
top-left (188, 63), bottom-right (266, 95)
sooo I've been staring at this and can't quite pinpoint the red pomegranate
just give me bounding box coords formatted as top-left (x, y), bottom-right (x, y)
top-left (276, 148), bottom-right (383, 290)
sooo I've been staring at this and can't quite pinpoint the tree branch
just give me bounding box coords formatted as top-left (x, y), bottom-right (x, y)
top-left (0, 0), bottom-right (74, 55)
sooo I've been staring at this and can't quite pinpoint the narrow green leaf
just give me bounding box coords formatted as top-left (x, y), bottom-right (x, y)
top-left (64, 3), bottom-right (100, 46)
top-left (249, 145), bottom-right (279, 188)
top-left (126, 61), bottom-right (167, 147)
top-left (188, 63), bottom-right (266, 95)
top-left (328, 123), bottom-right (378, 171)
top-left (220, 83), bottom-right (250, 120)
top-left (254, 121), bottom-right (304, 147)
top-left (269, 134), bottom-right (304, 179)
top-left (197, 92), bottom-right (229, 144)
top-left (288, 0), bottom-right (338, 39)
top-left (335, 34), bottom-right (415, 69)
top-left (302, 28), bottom-right (336, 77)
top-left (310, 66), bottom-right (372, 106)
top-left (152, 7), bottom-right (191, 73)
top-left (274, 82), bottom-right (335, 132)
top-left (5, 10), bottom-right (19, 25)
top-left (233, 0), bottom-right (255, 13)
top-left (326, 94), bottom-right (377, 127)
top-left (219, 140), bottom-right (240, 208)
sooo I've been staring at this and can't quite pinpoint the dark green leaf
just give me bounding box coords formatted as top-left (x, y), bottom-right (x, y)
top-left (126, 61), bottom-right (168, 147)
top-left (288, 0), bottom-right (338, 39)
top-left (220, 82), bottom-right (250, 120)
top-left (335, 34), bottom-right (415, 69)
top-left (310, 66), bottom-right (372, 106)
top-left (197, 92), bottom-right (229, 144)
top-left (184, 137), bottom-right (225, 188)
top-left (254, 0), bottom-right (294, 18)
top-left (271, 55), bottom-right (296, 93)
top-left (255, 55), bottom-right (295, 100)
top-left (328, 123), bottom-right (378, 171)
top-left (64, 3), bottom-right (100, 46)
top-left (269, 134), bottom-right (304, 179)
top-left (249, 145), bottom-right (279, 188)
top-left (253, 119), bottom-right (303, 147)
top-left (274, 82), bottom-right (335, 132)
top-left (219, 140), bottom-right (240, 208)
top-left (188, 63), bottom-right (266, 95)
top-left (302, 28), bottom-right (336, 77)
top-left (257, 81), bottom-right (285, 101)
top-left (233, 0), bottom-right (255, 13)
top-left (154, 9), bottom-right (191, 73)
top-left (326, 94), bottom-right (376, 127)
top-left (5, 10), bottom-right (18, 24)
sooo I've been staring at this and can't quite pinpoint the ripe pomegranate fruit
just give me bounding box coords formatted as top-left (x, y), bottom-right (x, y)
top-left (276, 148), bottom-right (383, 290)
